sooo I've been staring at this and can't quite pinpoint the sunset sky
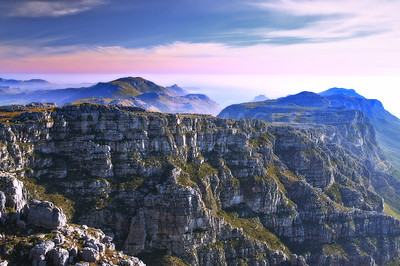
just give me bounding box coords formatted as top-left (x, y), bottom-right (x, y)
top-left (2, 0), bottom-right (400, 115)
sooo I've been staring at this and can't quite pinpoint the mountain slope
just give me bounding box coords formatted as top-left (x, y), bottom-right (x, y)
top-left (322, 93), bottom-right (400, 170)
top-left (133, 93), bottom-right (221, 114)
top-left (0, 77), bottom-right (221, 115)
top-left (0, 77), bottom-right (171, 105)
top-left (319, 87), bottom-right (365, 98)
top-left (74, 92), bottom-right (221, 115)
top-left (219, 89), bottom-right (400, 168)
top-left (218, 89), bottom-right (400, 215)
top-left (101, 77), bottom-right (170, 97)
top-left (165, 84), bottom-right (189, 96)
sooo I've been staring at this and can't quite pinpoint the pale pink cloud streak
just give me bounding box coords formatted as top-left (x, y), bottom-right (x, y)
top-left (1, 32), bottom-right (400, 75)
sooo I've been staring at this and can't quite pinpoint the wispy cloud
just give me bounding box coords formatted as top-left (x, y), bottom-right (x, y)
top-left (1, 34), bottom-right (400, 76)
top-left (251, 0), bottom-right (394, 16)
top-left (8, 0), bottom-right (106, 17)
top-left (250, 0), bottom-right (400, 42)
top-left (2, 1), bottom-right (400, 76)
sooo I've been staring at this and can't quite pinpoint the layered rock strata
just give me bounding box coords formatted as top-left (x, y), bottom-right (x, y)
top-left (0, 104), bottom-right (398, 265)
top-left (0, 171), bottom-right (144, 265)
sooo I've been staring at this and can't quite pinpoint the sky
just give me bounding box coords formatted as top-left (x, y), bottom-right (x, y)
top-left (1, 0), bottom-right (400, 116)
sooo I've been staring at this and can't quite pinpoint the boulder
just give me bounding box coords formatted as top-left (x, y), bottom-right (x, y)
top-left (80, 247), bottom-right (99, 262)
top-left (27, 200), bottom-right (67, 229)
top-left (29, 241), bottom-right (55, 263)
top-left (48, 248), bottom-right (69, 266)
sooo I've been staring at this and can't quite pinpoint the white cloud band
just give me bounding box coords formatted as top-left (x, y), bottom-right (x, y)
top-left (9, 0), bottom-right (105, 17)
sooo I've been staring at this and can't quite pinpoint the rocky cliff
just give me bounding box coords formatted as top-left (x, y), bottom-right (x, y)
top-left (218, 90), bottom-right (400, 216)
top-left (218, 89), bottom-right (400, 169)
top-left (0, 171), bottom-right (144, 265)
top-left (0, 104), bottom-right (399, 265)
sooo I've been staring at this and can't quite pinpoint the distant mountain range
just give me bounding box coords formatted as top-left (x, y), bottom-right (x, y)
top-left (0, 77), bottom-right (221, 115)
top-left (0, 77), bottom-right (83, 92)
top-left (0, 77), bottom-right (49, 86)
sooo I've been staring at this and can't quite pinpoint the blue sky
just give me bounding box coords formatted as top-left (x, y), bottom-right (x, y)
top-left (1, 0), bottom-right (400, 116)
top-left (0, 0), bottom-right (328, 48)
top-left (2, 0), bottom-right (398, 73)
top-left (1, 0), bottom-right (399, 75)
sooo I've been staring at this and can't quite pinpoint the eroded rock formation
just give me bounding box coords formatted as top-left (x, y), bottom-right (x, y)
top-left (0, 104), bottom-right (399, 265)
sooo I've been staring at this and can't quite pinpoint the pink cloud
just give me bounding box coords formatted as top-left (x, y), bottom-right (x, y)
top-left (1, 32), bottom-right (400, 76)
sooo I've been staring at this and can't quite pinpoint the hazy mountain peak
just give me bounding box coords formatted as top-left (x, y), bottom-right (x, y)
top-left (319, 87), bottom-right (365, 98)
top-left (165, 84), bottom-right (189, 96)
top-left (91, 76), bottom-right (169, 98)
top-left (26, 79), bottom-right (49, 83)
top-left (110, 76), bottom-right (164, 89)
top-left (113, 76), bottom-right (153, 84)
top-left (251, 94), bottom-right (269, 102)
top-left (278, 91), bottom-right (329, 107)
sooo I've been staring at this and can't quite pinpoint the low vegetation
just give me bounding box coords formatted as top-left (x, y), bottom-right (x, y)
top-left (22, 177), bottom-right (75, 220)
top-left (322, 244), bottom-right (347, 259)
top-left (218, 210), bottom-right (291, 257)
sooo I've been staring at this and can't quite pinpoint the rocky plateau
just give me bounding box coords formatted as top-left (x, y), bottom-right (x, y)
top-left (0, 103), bottom-right (399, 265)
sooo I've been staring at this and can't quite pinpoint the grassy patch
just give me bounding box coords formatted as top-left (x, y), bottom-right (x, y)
top-left (265, 164), bottom-right (298, 192)
top-left (22, 177), bottom-right (75, 220)
top-left (384, 203), bottom-right (400, 220)
top-left (218, 211), bottom-right (290, 257)
top-left (322, 244), bottom-right (347, 258)
top-left (172, 161), bottom-right (219, 210)
top-left (185, 163), bottom-right (219, 210)
top-left (184, 162), bottom-right (218, 183)
top-left (118, 177), bottom-right (145, 190)
top-left (160, 255), bottom-right (187, 266)
top-left (137, 250), bottom-right (188, 266)
top-left (0, 111), bottom-right (24, 122)
top-left (376, 185), bottom-right (400, 216)
top-left (327, 182), bottom-right (343, 204)
top-left (0, 107), bottom-right (54, 123)
top-left (387, 259), bottom-right (400, 266)
top-left (248, 133), bottom-right (274, 148)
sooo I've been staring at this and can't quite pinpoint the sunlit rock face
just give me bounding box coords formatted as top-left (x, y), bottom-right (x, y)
top-left (0, 103), bottom-right (399, 265)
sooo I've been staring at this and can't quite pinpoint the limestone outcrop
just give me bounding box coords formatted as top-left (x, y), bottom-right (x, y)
top-left (0, 103), bottom-right (399, 265)
top-left (0, 161), bottom-right (143, 265)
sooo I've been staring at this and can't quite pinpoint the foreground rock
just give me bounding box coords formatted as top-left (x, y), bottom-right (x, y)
top-left (0, 172), bottom-right (26, 214)
top-left (0, 173), bottom-right (144, 265)
top-left (27, 200), bottom-right (67, 229)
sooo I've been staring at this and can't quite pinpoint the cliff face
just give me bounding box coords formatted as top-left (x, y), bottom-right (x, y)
top-left (0, 171), bottom-right (144, 265)
top-left (218, 90), bottom-right (400, 170)
top-left (0, 104), bottom-right (399, 265)
top-left (218, 91), bottom-right (400, 218)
